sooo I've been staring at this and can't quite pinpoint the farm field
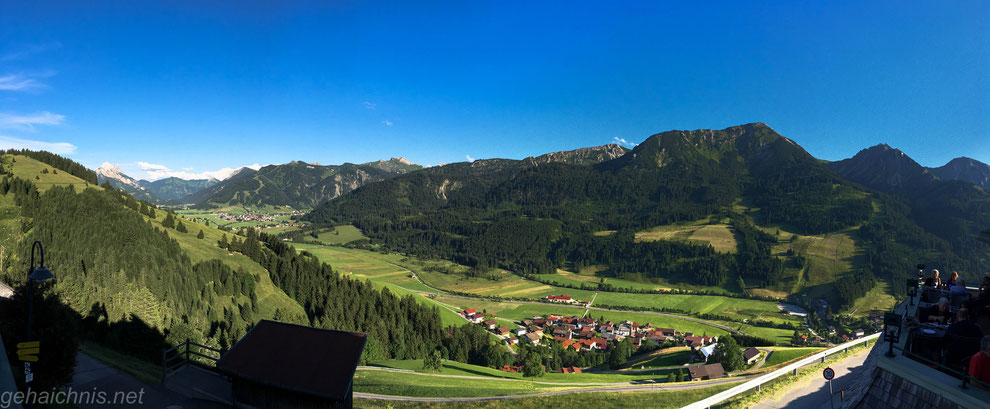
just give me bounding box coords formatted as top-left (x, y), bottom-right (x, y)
top-left (353, 383), bottom-right (740, 409)
top-left (289, 243), bottom-right (466, 326)
top-left (432, 295), bottom-right (731, 337)
top-left (367, 360), bottom-right (676, 383)
top-left (762, 347), bottom-right (823, 368)
top-left (299, 224), bottom-right (368, 244)
top-left (286, 241), bottom-right (800, 340)
top-left (632, 350), bottom-right (694, 369)
top-left (635, 217), bottom-right (737, 253)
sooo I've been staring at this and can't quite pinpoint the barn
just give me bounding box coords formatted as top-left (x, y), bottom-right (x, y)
top-left (216, 320), bottom-right (367, 409)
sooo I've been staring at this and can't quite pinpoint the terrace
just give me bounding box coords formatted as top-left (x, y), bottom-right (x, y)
top-left (871, 279), bottom-right (990, 408)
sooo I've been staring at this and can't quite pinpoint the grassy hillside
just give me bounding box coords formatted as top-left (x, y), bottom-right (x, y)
top-left (1, 153), bottom-right (306, 334)
top-left (353, 384), bottom-right (738, 409)
top-left (8, 154), bottom-right (98, 192)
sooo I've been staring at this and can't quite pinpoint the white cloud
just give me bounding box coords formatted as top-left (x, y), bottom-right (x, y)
top-left (0, 111), bottom-right (65, 131)
top-left (0, 42), bottom-right (61, 62)
top-left (382, 120), bottom-right (393, 127)
top-left (0, 72), bottom-right (52, 92)
top-left (363, 101), bottom-right (376, 110)
top-left (465, 155), bottom-right (474, 162)
top-left (0, 135), bottom-right (76, 154)
top-left (136, 162), bottom-right (263, 181)
top-left (612, 137), bottom-right (637, 148)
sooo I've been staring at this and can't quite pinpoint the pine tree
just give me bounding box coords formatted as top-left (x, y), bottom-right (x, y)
top-left (423, 349), bottom-right (443, 373)
top-left (163, 212), bottom-right (175, 229)
top-left (148, 206), bottom-right (156, 218)
top-left (197, 230), bottom-right (205, 239)
top-left (219, 234), bottom-right (229, 249)
top-left (176, 220), bottom-right (187, 233)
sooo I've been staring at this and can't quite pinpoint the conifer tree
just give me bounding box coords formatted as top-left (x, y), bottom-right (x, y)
top-left (197, 230), bottom-right (205, 239)
top-left (219, 234), bottom-right (229, 249)
top-left (176, 220), bottom-right (187, 233)
top-left (163, 212), bottom-right (175, 229)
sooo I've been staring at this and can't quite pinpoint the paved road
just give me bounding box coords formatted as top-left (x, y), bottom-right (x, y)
top-left (354, 376), bottom-right (747, 402)
top-left (749, 348), bottom-right (871, 409)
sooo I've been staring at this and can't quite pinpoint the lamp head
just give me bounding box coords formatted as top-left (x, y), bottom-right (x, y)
top-left (29, 265), bottom-right (54, 282)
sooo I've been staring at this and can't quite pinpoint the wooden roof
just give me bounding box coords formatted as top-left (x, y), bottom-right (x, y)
top-left (216, 320), bottom-right (366, 401)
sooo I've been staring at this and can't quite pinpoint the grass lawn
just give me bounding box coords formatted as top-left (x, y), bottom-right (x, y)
top-left (352, 370), bottom-right (599, 397)
top-left (633, 350), bottom-right (694, 369)
top-left (354, 383), bottom-right (739, 409)
top-left (368, 359), bottom-right (675, 383)
top-left (762, 347), bottom-right (823, 368)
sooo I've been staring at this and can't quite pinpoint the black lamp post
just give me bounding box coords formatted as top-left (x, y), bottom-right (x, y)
top-left (906, 278), bottom-right (919, 306)
top-left (883, 312), bottom-right (902, 358)
top-left (25, 241), bottom-right (54, 385)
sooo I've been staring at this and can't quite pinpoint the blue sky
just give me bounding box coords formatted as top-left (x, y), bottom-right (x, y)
top-left (1, 1), bottom-right (988, 180)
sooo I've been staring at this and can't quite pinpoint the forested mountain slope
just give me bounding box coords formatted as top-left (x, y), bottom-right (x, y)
top-left (0, 152), bottom-right (447, 365)
top-left (929, 156), bottom-right (990, 190)
top-left (826, 145), bottom-right (990, 273)
top-left (182, 158), bottom-right (423, 209)
top-left (307, 123), bottom-right (988, 308)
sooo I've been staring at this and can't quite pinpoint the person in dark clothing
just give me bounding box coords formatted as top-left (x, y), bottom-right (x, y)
top-left (946, 309), bottom-right (983, 339)
top-left (923, 298), bottom-right (951, 325)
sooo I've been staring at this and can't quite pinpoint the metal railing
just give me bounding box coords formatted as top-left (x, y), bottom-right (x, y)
top-left (682, 333), bottom-right (881, 409)
top-left (161, 339), bottom-right (222, 381)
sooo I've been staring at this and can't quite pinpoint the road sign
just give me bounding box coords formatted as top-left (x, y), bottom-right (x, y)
top-left (823, 367), bottom-right (835, 380)
top-left (17, 341), bottom-right (40, 362)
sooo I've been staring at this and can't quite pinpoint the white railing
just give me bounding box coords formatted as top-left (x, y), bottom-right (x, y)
top-left (682, 332), bottom-right (881, 409)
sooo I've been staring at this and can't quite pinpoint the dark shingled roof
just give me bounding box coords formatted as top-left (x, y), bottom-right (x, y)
top-left (688, 363), bottom-right (725, 380)
top-left (216, 320), bottom-right (366, 401)
top-left (743, 347), bottom-right (761, 361)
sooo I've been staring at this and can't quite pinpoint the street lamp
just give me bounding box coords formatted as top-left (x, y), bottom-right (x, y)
top-left (25, 241), bottom-right (54, 385)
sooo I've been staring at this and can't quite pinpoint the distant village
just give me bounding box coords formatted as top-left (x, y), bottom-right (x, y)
top-left (459, 299), bottom-right (738, 381)
top-left (190, 208), bottom-right (307, 231)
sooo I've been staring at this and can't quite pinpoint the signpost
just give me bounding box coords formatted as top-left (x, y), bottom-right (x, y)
top-left (823, 367), bottom-right (835, 409)
top-left (18, 341), bottom-right (40, 385)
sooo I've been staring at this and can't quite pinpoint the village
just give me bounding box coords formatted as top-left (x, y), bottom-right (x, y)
top-left (458, 294), bottom-right (762, 381)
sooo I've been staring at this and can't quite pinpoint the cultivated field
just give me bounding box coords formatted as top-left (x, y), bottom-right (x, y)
top-left (635, 218), bottom-right (737, 253)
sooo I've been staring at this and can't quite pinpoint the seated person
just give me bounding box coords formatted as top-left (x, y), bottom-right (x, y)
top-left (950, 278), bottom-right (969, 295)
top-left (923, 298), bottom-right (951, 325)
top-left (946, 309), bottom-right (983, 339)
top-left (931, 269), bottom-right (943, 288)
top-left (969, 336), bottom-right (990, 390)
top-left (948, 271), bottom-right (959, 288)
top-left (924, 277), bottom-right (936, 288)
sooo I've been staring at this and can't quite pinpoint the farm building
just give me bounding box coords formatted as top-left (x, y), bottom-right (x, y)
top-left (216, 320), bottom-right (366, 409)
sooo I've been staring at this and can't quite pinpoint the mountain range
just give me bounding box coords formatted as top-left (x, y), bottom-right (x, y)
top-left (96, 163), bottom-right (219, 204)
top-left (305, 123), bottom-right (989, 306)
